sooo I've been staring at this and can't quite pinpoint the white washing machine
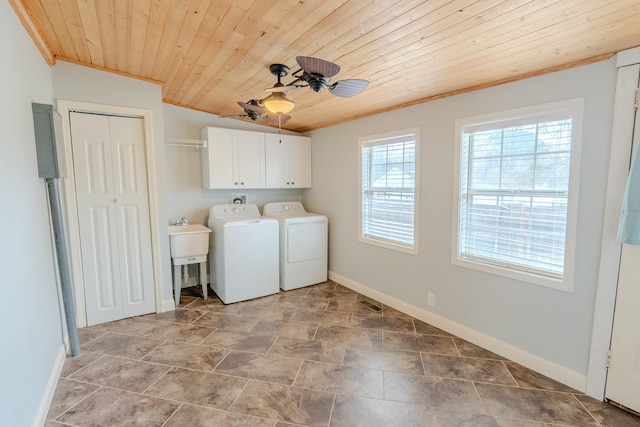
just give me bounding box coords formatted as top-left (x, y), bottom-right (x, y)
top-left (263, 202), bottom-right (328, 290)
top-left (208, 204), bottom-right (279, 303)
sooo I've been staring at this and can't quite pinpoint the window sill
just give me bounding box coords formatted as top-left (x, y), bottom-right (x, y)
top-left (359, 235), bottom-right (418, 255)
top-left (451, 256), bottom-right (572, 292)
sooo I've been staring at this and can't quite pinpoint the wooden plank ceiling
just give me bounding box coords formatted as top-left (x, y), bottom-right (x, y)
top-left (12, 0), bottom-right (640, 132)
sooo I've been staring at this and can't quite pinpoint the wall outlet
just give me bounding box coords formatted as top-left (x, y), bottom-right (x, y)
top-left (427, 292), bottom-right (436, 307)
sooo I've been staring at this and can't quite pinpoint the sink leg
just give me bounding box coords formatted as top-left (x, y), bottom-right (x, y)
top-left (173, 264), bottom-right (181, 306)
top-left (199, 261), bottom-right (208, 300)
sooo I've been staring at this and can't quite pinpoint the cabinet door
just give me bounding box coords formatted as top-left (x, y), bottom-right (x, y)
top-left (201, 127), bottom-right (236, 189)
top-left (265, 133), bottom-right (290, 188)
top-left (236, 130), bottom-right (265, 188)
top-left (289, 136), bottom-right (312, 188)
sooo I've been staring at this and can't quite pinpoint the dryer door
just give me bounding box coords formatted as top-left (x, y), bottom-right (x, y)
top-left (287, 220), bottom-right (327, 263)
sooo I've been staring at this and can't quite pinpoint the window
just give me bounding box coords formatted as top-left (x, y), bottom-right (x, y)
top-left (452, 99), bottom-right (583, 290)
top-left (359, 128), bottom-right (419, 254)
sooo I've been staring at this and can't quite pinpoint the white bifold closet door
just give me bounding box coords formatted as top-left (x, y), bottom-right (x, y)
top-left (70, 112), bottom-right (155, 326)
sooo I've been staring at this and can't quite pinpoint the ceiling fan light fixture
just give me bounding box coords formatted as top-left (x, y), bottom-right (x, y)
top-left (262, 92), bottom-right (295, 114)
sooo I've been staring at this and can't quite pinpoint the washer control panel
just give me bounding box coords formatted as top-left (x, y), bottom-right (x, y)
top-left (211, 203), bottom-right (261, 219)
top-left (263, 202), bottom-right (306, 216)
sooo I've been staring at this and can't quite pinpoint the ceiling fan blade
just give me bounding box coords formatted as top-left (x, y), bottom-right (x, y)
top-left (296, 56), bottom-right (340, 78)
top-left (238, 101), bottom-right (265, 114)
top-left (264, 85), bottom-right (302, 93)
top-left (237, 101), bottom-right (265, 121)
top-left (328, 79), bottom-right (369, 98)
top-left (263, 114), bottom-right (291, 125)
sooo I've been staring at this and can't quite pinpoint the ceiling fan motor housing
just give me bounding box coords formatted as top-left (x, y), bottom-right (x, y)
top-left (303, 73), bottom-right (329, 92)
top-left (246, 110), bottom-right (261, 120)
top-left (269, 63), bottom-right (290, 78)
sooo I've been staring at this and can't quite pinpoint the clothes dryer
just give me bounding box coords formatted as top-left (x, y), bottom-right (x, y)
top-left (208, 204), bottom-right (279, 303)
top-left (263, 202), bottom-right (328, 290)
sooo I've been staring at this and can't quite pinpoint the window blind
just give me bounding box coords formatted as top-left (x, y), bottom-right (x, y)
top-left (459, 118), bottom-right (572, 278)
top-left (361, 134), bottom-right (416, 248)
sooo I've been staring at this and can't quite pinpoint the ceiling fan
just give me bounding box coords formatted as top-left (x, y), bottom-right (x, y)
top-left (236, 99), bottom-right (291, 126)
top-left (236, 56), bottom-right (369, 123)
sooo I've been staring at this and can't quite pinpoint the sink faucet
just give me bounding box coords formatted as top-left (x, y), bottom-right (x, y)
top-left (175, 217), bottom-right (189, 226)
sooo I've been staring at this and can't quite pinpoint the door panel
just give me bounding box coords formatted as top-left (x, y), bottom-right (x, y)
top-left (289, 136), bottom-right (312, 188)
top-left (202, 127), bottom-right (236, 188)
top-left (237, 130), bottom-right (265, 187)
top-left (89, 205), bottom-right (119, 312)
top-left (111, 115), bottom-right (144, 196)
top-left (86, 142), bottom-right (109, 195)
top-left (607, 244), bottom-right (640, 412)
top-left (72, 113), bottom-right (121, 324)
top-left (115, 140), bottom-right (138, 193)
top-left (119, 203), bottom-right (153, 316)
top-left (606, 91), bottom-right (640, 412)
top-left (265, 134), bottom-right (288, 187)
top-left (109, 115), bottom-right (155, 317)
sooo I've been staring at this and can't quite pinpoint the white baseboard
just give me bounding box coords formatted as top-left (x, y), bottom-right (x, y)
top-left (329, 271), bottom-right (587, 392)
top-left (32, 344), bottom-right (66, 427)
top-left (160, 298), bottom-right (176, 313)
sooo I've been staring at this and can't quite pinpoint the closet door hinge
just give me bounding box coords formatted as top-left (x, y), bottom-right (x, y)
top-left (606, 350), bottom-right (612, 368)
top-left (634, 88), bottom-right (639, 111)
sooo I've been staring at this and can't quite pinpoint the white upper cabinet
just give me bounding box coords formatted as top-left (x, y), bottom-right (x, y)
top-left (265, 133), bottom-right (312, 188)
top-left (201, 127), bottom-right (311, 189)
top-left (201, 127), bottom-right (265, 189)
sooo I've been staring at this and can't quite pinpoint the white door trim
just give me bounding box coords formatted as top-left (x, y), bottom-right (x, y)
top-left (57, 100), bottom-right (162, 327)
top-left (587, 47), bottom-right (640, 399)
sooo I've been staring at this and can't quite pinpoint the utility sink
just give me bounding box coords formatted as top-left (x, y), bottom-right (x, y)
top-left (169, 223), bottom-right (212, 306)
top-left (168, 224), bottom-right (212, 260)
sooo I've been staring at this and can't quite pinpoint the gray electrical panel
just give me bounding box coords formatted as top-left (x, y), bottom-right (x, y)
top-left (32, 103), bottom-right (60, 179)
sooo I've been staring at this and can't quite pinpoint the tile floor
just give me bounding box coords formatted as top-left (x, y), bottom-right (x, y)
top-left (46, 281), bottom-right (640, 427)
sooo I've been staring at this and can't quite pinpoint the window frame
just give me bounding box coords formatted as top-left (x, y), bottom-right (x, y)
top-left (451, 99), bottom-right (583, 291)
top-left (358, 127), bottom-right (420, 255)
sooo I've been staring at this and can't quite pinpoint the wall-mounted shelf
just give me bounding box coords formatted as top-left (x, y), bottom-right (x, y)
top-left (164, 138), bottom-right (207, 149)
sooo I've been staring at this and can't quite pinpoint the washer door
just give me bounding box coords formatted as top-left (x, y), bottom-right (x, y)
top-left (287, 221), bottom-right (327, 263)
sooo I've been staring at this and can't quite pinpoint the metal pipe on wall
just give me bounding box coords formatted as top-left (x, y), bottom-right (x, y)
top-left (46, 179), bottom-right (81, 356)
top-left (33, 102), bottom-right (81, 357)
